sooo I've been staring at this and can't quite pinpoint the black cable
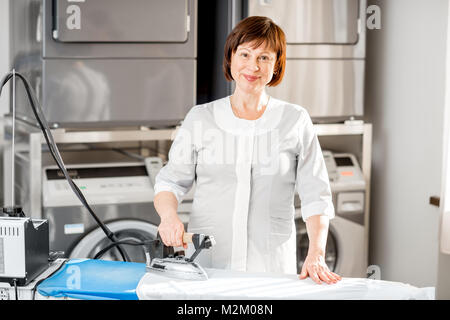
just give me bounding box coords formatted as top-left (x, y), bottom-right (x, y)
top-left (13, 279), bottom-right (18, 300)
top-left (93, 239), bottom-right (153, 260)
top-left (0, 71), bottom-right (129, 262)
top-left (32, 260), bottom-right (68, 300)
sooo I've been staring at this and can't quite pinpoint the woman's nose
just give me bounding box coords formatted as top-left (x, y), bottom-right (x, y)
top-left (248, 59), bottom-right (260, 72)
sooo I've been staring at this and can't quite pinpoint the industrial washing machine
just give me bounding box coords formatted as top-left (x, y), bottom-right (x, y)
top-left (41, 159), bottom-right (179, 262)
top-left (295, 151), bottom-right (368, 278)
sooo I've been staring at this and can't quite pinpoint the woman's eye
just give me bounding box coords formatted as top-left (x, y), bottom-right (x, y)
top-left (241, 53), bottom-right (248, 58)
top-left (260, 56), bottom-right (269, 61)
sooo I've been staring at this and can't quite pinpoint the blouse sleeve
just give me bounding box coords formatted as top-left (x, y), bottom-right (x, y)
top-left (153, 107), bottom-right (199, 204)
top-left (296, 110), bottom-right (335, 222)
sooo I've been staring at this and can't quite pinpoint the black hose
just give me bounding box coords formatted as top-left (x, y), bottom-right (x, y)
top-left (0, 71), bottom-right (130, 262)
top-left (13, 279), bottom-right (18, 300)
top-left (32, 260), bottom-right (68, 300)
top-left (93, 240), bottom-right (153, 260)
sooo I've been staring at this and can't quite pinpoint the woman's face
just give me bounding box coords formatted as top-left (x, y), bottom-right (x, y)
top-left (230, 41), bottom-right (277, 95)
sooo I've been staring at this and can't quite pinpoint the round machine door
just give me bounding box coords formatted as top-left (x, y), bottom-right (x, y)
top-left (69, 220), bottom-right (158, 263)
top-left (295, 218), bottom-right (338, 273)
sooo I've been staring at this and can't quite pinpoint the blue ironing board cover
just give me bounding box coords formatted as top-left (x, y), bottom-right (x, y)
top-left (37, 259), bottom-right (146, 300)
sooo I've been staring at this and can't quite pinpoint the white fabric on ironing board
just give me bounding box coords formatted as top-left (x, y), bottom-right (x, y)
top-left (136, 268), bottom-right (435, 300)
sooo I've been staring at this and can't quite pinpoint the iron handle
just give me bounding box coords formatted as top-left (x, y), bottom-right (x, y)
top-left (183, 232), bottom-right (194, 244)
top-left (183, 233), bottom-right (216, 248)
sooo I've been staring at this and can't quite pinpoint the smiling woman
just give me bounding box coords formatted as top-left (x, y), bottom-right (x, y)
top-left (229, 43), bottom-right (276, 114)
top-left (153, 16), bottom-right (341, 285)
top-left (223, 16), bottom-right (286, 120)
top-left (223, 16), bottom-right (286, 87)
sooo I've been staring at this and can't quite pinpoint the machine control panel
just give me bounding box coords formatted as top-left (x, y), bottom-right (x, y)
top-left (322, 151), bottom-right (367, 221)
top-left (43, 162), bottom-right (156, 207)
top-left (42, 157), bottom-right (194, 215)
top-left (323, 150), bottom-right (365, 187)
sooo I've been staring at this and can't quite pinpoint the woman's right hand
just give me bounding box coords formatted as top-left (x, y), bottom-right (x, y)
top-left (158, 214), bottom-right (188, 249)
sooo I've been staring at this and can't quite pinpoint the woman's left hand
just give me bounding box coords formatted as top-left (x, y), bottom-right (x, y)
top-left (299, 252), bottom-right (342, 284)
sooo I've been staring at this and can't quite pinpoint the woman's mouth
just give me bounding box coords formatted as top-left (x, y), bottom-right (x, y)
top-left (243, 74), bottom-right (259, 82)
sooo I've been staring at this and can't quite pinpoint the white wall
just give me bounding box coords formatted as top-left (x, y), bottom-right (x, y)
top-left (436, 0), bottom-right (450, 300)
top-left (0, 0), bottom-right (9, 115)
top-left (365, 0), bottom-right (448, 287)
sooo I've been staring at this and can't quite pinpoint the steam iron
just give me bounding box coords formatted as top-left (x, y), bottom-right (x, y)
top-left (144, 232), bottom-right (216, 281)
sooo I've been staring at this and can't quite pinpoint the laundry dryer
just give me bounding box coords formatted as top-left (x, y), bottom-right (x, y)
top-left (295, 151), bottom-right (368, 278)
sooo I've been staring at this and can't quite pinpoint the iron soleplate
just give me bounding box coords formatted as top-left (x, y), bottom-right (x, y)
top-left (146, 257), bottom-right (209, 281)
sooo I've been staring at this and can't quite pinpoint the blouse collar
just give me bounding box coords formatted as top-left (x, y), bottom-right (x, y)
top-left (213, 96), bottom-right (284, 135)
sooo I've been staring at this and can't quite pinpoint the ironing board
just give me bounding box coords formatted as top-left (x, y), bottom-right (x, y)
top-left (37, 259), bottom-right (146, 300)
top-left (136, 268), bottom-right (435, 300)
top-left (36, 259), bottom-right (434, 300)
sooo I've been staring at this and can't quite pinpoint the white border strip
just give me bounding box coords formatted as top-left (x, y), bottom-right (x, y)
top-left (439, 1), bottom-right (450, 255)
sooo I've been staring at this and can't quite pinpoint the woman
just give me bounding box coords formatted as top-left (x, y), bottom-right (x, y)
top-left (154, 16), bottom-right (341, 285)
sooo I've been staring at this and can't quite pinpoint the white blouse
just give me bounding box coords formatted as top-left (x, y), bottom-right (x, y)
top-left (154, 96), bottom-right (334, 274)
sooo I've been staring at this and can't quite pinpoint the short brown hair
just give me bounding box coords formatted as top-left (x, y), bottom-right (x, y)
top-left (223, 16), bottom-right (286, 87)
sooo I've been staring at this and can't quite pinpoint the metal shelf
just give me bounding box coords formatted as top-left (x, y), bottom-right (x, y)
top-left (2, 117), bottom-right (179, 219)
